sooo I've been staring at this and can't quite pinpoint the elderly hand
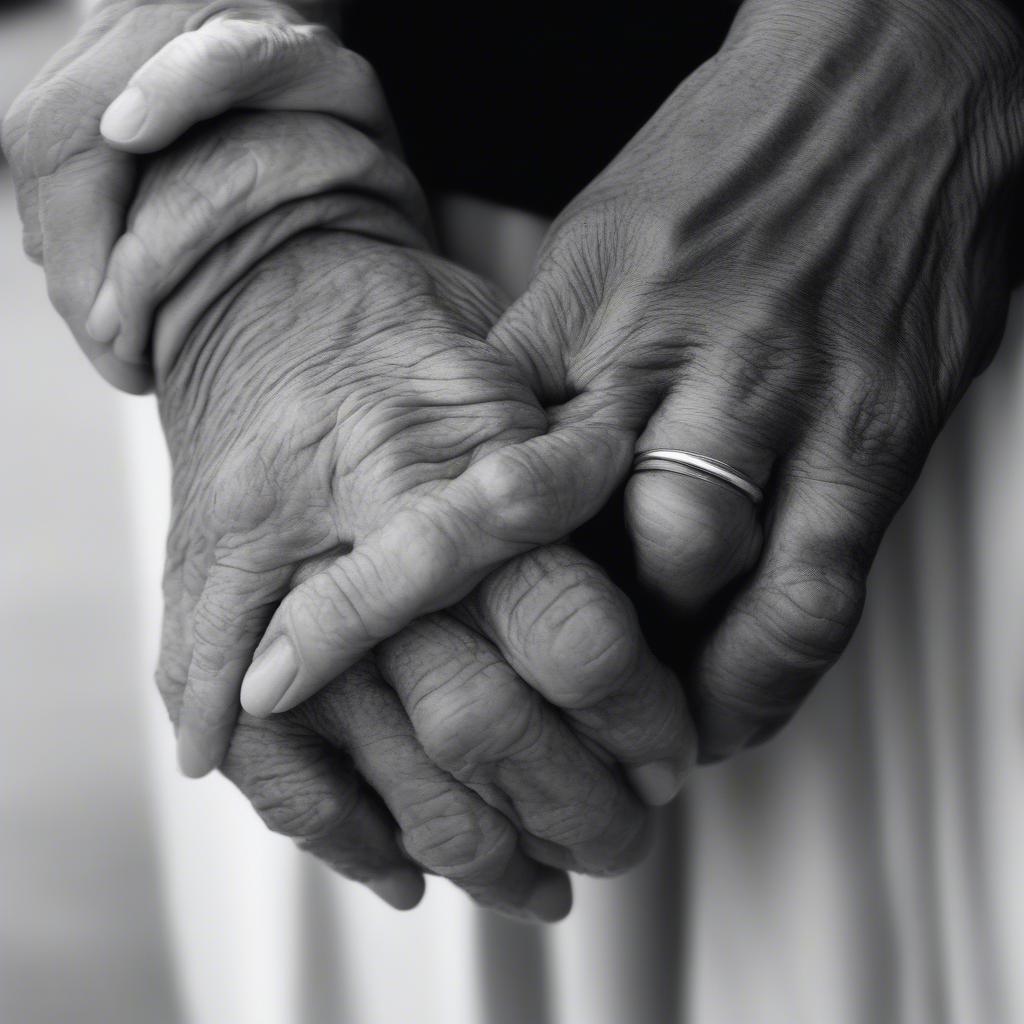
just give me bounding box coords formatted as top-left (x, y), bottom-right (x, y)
top-left (5, 12), bottom-right (657, 744)
top-left (9, 18), bottom-right (694, 912)
top-left (0, 0), bottom-right (418, 392)
top-left (484, 0), bottom-right (1024, 759)
top-left (156, 191), bottom-right (694, 911)
top-left (200, 0), bottom-right (1024, 748)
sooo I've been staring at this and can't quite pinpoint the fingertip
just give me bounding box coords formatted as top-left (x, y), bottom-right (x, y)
top-left (100, 87), bottom-right (148, 147)
top-left (522, 869), bottom-right (572, 923)
top-left (176, 728), bottom-right (217, 779)
top-left (365, 867), bottom-right (426, 911)
top-left (627, 759), bottom-right (686, 807)
top-left (240, 636), bottom-right (299, 717)
top-left (85, 280), bottom-right (120, 345)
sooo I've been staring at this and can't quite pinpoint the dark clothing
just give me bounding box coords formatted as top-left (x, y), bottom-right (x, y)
top-left (346, 2), bottom-right (737, 217)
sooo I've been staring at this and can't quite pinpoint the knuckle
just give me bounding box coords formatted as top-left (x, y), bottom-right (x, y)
top-left (533, 590), bottom-right (636, 707)
top-left (835, 366), bottom-right (926, 485)
top-left (471, 448), bottom-right (560, 542)
top-left (759, 566), bottom-right (864, 673)
top-left (248, 758), bottom-right (357, 841)
top-left (403, 792), bottom-right (517, 883)
top-left (417, 666), bottom-right (541, 773)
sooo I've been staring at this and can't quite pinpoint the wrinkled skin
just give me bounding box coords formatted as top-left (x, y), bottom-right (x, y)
top-left (480, 0), bottom-right (1024, 758)
top-left (165, 0), bottom-right (1023, 762)
top-left (7, 0), bottom-right (1024, 913)
top-left (3, 7), bottom-right (696, 920)
top-left (0, 0), bottom-right (418, 390)
top-left (156, 220), bottom-right (694, 916)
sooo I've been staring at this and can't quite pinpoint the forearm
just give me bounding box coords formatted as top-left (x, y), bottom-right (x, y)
top-left (576, 0), bottom-right (1024, 295)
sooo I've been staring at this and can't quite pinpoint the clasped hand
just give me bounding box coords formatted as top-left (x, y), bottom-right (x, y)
top-left (5, 0), bottom-right (1022, 919)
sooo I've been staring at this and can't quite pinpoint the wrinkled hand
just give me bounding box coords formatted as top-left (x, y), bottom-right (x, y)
top-left (9, 26), bottom-right (693, 915)
top-left (201, 0), bottom-right (1024, 749)
top-left (0, 0), bottom-right (418, 391)
top-left (485, 0), bottom-right (1024, 759)
top-left (157, 211), bottom-right (694, 914)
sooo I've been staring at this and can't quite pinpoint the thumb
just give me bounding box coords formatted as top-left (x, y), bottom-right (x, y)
top-left (100, 17), bottom-right (395, 153)
top-left (238, 393), bottom-right (636, 719)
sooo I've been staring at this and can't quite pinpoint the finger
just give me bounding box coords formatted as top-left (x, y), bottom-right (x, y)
top-left (626, 385), bottom-right (773, 617)
top-left (464, 546), bottom-right (696, 806)
top-left (302, 662), bottom-right (573, 921)
top-left (692, 470), bottom-right (886, 761)
top-left (222, 715), bottom-right (424, 910)
top-left (159, 544), bottom-right (422, 909)
top-left (100, 17), bottom-right (397, 154)
top-left (34, 146), bottom-right (154, 392)
top-left (3, 6), bottom-right (193, 387)
top-left (176, 557), bottom-right (293, 779)
top-left (92, 112), bottom-right (428, 362)
top-left (3, 4), bottom-right (186, 262)
top-left (240, 394), bottom-right (635, 718)
top-left (377, 613), bottom-right (651, 876)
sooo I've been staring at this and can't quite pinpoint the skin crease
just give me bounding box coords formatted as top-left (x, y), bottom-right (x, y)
top-left (5, 0), bottom-right (1024, 910)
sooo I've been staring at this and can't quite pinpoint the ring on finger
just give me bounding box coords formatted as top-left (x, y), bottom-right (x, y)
top-left (632, 449), bottom-right (764, 505)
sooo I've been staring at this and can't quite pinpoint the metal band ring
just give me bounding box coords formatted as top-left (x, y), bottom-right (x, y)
top-left (632, 449), bottom-right (764, 505)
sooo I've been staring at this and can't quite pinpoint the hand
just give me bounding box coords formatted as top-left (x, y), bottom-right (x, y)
top-left (15, 73), bottom-right (693, 896)
top-left (483, 0), bottom-right (1024, 759)
top-left (4, 3), bottom-right (690, 750)
top-left (227, 0), bottom-right (1024, 733)
top-left (0, 0), bottom-right (415, 391)
top-left (157, 212), bottom-right (694, 905)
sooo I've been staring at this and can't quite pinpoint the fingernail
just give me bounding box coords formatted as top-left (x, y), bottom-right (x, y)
top-left (101, 86), bottom-right (147, 143)
top-left (628, 759), bottom-right (684, 806)
top-left (366, 868), bottom-right (425, 910)
top-left (85, 280), bottom-right (120, 344)
top-left (240, 636), bottom-right (298, 717)
top-left (176, 730), bottom-right (214, 779)
top-left (523, 871), bottom-right (572, 923)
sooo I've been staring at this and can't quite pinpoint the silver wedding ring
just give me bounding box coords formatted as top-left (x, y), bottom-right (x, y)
top-left (632, 449), bottom-right (764, 505)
